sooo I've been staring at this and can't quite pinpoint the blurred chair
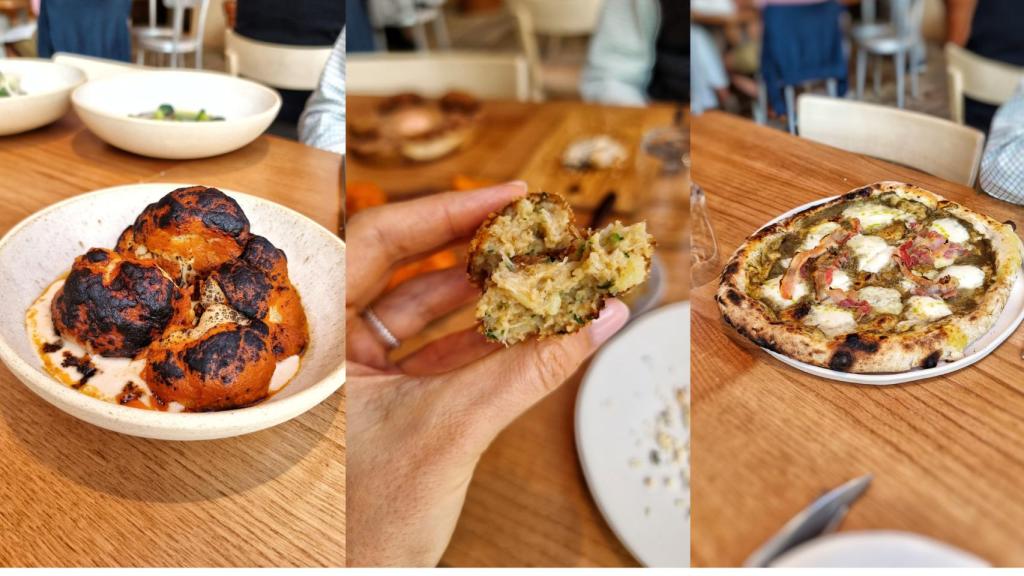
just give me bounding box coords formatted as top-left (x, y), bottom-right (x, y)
top-left (368, 0), bottom-right (450, 51)
top-left (854, 0), bottom-right (926, 109)
top-left (347, 52), bottom-right (531, 100)
top-left (53, 52), bottom-right (146, 80)
top-left (224, 28), bottom-right (332, 91)
top-left (759, 0), bottom-right (847, 134)
top-left (797, 94), bottom-right (985, 186)
top-left (508, 0), bottom-right (604, 101)
top-left (136, 0), bottom-right (211, 68)
top-left (945, 43), bottom-right (1024, 125)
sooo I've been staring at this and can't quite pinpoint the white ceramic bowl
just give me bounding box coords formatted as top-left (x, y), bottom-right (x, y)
top-left (0, 184), bottom-right (344, 440)
top-left (0, 59), bottom-right (85, 136)
top-left (72, 70), bottom-right (281, 159)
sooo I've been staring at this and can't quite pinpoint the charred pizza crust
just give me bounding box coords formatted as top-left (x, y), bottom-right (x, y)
top-left (717, 181), bottom-right (1022, 373)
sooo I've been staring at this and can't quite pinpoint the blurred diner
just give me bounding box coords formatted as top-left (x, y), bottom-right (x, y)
top-left (689, 0), bottom-right (1024, 199)
top-left (0, 0), bottom-right (345, 151)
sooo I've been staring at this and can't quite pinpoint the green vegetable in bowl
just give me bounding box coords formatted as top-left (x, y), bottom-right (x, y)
top-left (134, 103), bottom-right (224, 122)
top-left (0, 71), bottom-right (25, 98)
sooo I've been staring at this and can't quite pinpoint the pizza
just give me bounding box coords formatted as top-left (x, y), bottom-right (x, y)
top-left (716, 181), bottom-right (1023, 373)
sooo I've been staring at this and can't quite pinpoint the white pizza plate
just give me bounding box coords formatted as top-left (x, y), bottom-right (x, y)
top-left (755, 196), bottom-right (1024, 385)
top-left (576, 301), bottom-right (690, 567)
top-left (770, 531), bottom-right (988, 567)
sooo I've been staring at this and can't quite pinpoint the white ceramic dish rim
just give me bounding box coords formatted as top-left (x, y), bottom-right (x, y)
top-left (770, 530), bottom-right (989, 567)
top-left (753, 195), bottom-right (1024, 385)
top-left (575, 300), bottom-right (691, 567)
top-left (70, 69), bottom-right (282, 126)
top-left (0, 58), bottom-right (86, 103)
top-left (0, 186), bottom-right (345, 431)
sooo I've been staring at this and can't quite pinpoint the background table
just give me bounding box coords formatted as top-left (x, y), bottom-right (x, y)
top-left (0, 113), bottom-right (345, 566)
top-left (691, 111), bottom-right (1024, 567)
top-left (348, 98), bottom-right (688, 567)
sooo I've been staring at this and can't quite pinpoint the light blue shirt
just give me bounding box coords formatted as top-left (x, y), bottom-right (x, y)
top-left (980, 79), bottom-right (1024, 205)
top-left (299, 30), bottom-right (345, 155)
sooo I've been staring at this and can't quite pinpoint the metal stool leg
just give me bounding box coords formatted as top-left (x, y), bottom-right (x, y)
top-left (411, 22), bottom-right (429, 51)
top-left (755, 78), bottom-right (768, 125)
top-left (873, 55), bottom-right (881, 96)
top-left (785, 85), bottom-right (796, 134)
top-left (432, 12), bottom-right (450, 49)
top-left (856, 48), bottom-right (867, 99)
top-left (894, 49), bottom-right (906, 108)
top-left (910, 56), bottom-right (919, 99)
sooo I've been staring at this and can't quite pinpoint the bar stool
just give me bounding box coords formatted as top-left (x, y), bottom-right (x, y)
top-left (136, 0), bottom-right (210, 68)
top-left (854, 0), bottom-right (925, 108)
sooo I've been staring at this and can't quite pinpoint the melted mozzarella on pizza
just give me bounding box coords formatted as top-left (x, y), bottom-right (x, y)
top-left (829, 270), bottom-right (852, 290)
top-left (857, 286), bottom-right (904, 315)
top-left (847, 235), bottom-right (895, 273)
top-left (841, 203), bottom-right (909, 231)
top-left (929, 218), bottom-right (970, 244)
top-left (804, 304), bottom-right (857, 338)
top-left (905, 296), bottom-right (952, 322)
top-left (761, 275), bottom-right (808, 309)
top-left (940, 265), bottom-right (985, 290)
top-left (800, 221), bottom-right (840, 251)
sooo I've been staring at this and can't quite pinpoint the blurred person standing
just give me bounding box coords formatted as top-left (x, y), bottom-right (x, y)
top-left (979, 79), bottom-right (1024, 205)
top-left (36, 0), bottom-right (132, 60)
top-left (580, 0), bottom-right (692, 106)
top-left (299, 29), bottom-right (345, 155)
top-left (958, 0), bottom-right (1024, 132)
top-left (235, 0), bottom-right (345, 131)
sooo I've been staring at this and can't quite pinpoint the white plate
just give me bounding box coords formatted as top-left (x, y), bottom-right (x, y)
top-left (576, 301), bottom-right (690, 567)
top-left (72, 70), bottom-right (280, 159)
top-left (771, 531), bottom-right (988, 567)
top-left (0, 184), bottom-right (345, 440)
top-left (754, 196), bottom-right (1024, 385)
top-left (0, 58), bottom-right (85, 136)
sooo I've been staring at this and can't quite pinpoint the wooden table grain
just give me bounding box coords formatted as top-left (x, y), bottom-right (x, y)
top-left (691, 111), bottom-right (1024, 567)
top-left (0, 113), bottom-right (345, 567)
top-left (348, 97), bottom-right (687, 567)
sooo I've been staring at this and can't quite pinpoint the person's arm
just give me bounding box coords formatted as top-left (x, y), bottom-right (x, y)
top-left (579, 0), bottom-right (660, 106)
top-left (979, 81), bottom-right (1024, 205)
top-left (945, 0), bottom-right (977, 46)
top-left (299, 30), bottom-right (345, 155)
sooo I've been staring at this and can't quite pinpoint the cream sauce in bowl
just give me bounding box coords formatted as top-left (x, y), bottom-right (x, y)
top-left (26, 278), bottom-right (301, 411)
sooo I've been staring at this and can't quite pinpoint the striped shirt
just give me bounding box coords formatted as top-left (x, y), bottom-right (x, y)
top-left (298, 30), bottom-right (345, 155)
top-left (979, 79), bottom-right (1024, 205)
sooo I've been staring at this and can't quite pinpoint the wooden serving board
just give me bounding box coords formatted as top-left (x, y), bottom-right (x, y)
top-left (515, 106), bottom-right (660, 214)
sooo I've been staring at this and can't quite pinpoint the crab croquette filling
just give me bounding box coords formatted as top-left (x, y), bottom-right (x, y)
top-left (470, 193), bottom-right (654, 345)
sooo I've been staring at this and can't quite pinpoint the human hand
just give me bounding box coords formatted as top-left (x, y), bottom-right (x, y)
top-left (346, 182), bottom-right (630, 566)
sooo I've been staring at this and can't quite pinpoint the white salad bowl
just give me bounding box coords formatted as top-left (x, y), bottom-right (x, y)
top-left (72, 70), bottom-right (281, 159)
top-left (0, 58), bottom-right (86, 136)
top-left (0, 183), bottom-right (344, 440)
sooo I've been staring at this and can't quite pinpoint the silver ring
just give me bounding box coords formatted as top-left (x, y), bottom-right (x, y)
top-left (362, 307), bottom-right (401, 349)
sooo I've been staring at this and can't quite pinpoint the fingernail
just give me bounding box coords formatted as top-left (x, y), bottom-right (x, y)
top-left (588, 299), bottom-right (630, 347)
top-left (504, 180), bottom-right (529, 192)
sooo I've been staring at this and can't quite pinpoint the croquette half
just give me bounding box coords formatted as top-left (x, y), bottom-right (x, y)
top-left (468, 192), bottom-right (654, 345)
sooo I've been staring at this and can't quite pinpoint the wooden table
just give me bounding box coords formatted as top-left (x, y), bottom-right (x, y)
top-left (348, 98), bottom-right (688, 567)
top-left (0, 113), bottom-right (345, 567)
top-left (691, 111), bottom-right (1024, 567)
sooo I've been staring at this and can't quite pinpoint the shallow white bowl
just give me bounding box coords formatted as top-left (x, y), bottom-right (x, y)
top-left (0, 59), bottom-right (85, 136)
top-left (72, 70), bottom-right (281, 159)
top-left (0, 183), bottom-right (345, 440)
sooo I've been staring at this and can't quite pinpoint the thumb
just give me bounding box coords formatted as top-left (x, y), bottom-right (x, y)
top-left (440, 299), bottom-right (631, 447)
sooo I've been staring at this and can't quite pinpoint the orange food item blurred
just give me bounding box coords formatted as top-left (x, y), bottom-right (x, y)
top-left (347, 181), bottom-right (387, 216)
top-left (346, 181), bottom-right (460, 288)
top-left (387, 249), bottom-right (458, 290)
top-left (452, 174), bottom-right (499, 191)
